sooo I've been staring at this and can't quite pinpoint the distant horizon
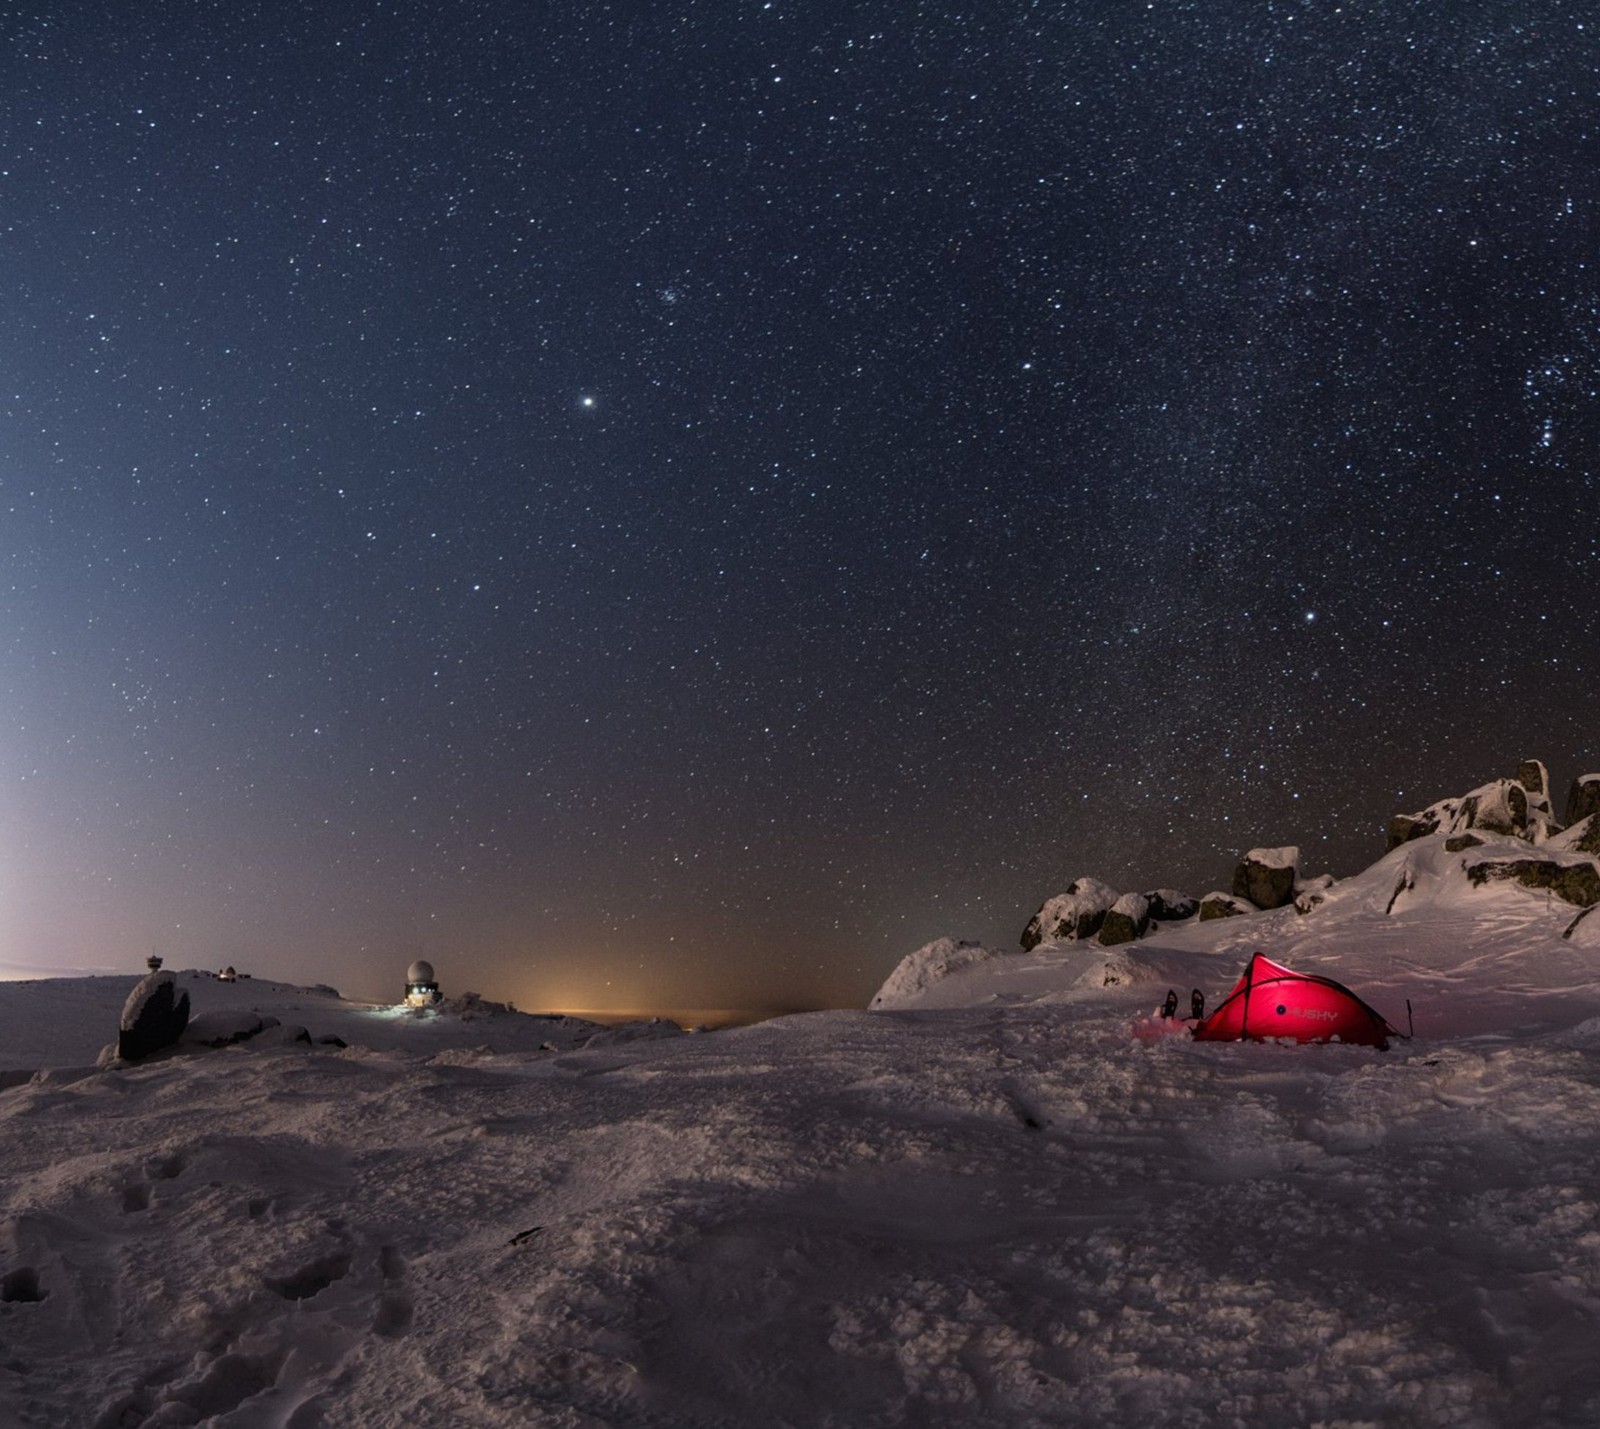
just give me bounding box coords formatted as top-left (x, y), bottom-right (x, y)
top-left (545, 1006), bottom-right (815, 1029)
top-left (0, 965), bottom-right (827, 1027)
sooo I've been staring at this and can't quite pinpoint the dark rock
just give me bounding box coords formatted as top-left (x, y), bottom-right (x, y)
top-left (1231, 847), bottom-right (1299, 910)
top-left (1098, 893), bottom-right (1150, 946)
top-left (1465, 858), bottom-right (1600, 908)
top-left (1445, 834), bottom-right (1485, 852)
top-left (1567, 776), bottom-right (1600, 828)
top-left (316, 1035), bottom-right (348, 1049)
top-left (1144, 890), bottom-right (1198, 922)
top-left (1198, 893), bottom-right (1246, 920)
top-left (1386, 813), bottom-right (1440, 852)
top-left (1385, 874), bottom-right (1415, 915)
top-left (1565, 814), bottom-right (1600, 857)
top-left (1518, 759), bottom-right (1549, 796)
top-left (118, 973), bottom-right (192, 1062)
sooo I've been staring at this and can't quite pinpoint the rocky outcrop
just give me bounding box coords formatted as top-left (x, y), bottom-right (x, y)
top-left (1465, 858), bottom-right (1600, 908)
top-left (118, 972), bottom-right (192, 1062)
top-left (1231, 847), bottom-right (1299, 910)
top-left (1387, 763), bottom-right (1570, 851)
top-left (1021, 878), bottom-right (1119, 950)
top-left (1567, 775), bottom-right (1600, 828)
top-left (1098, 893), bottom-right (1150, 946)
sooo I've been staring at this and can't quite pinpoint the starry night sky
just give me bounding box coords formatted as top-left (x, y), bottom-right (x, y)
top-left (3, 2), bottom-right (1598, 1012)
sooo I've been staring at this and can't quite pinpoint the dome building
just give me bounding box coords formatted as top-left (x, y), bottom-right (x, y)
top-left (404, 960), bottom-right (441, 1007)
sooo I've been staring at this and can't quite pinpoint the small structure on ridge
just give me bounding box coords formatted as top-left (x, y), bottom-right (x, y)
top-left (404, 959), bottom-right (441, 1007)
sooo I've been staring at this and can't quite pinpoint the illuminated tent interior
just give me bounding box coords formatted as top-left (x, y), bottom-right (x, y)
top-left (1192, 953), bottom-right (1405, 1049)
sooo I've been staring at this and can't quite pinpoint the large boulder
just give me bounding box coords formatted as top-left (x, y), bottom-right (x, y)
top-left (1097, 893), bottom-right (1150, 946)
top-left (1020, 878), bottom-right (1119, 950)
top-left (1517, 759), bottom-right (1559, 839)
top-left (1567, 775), bottom-right (1600, 828)
top-left (118, 973), bottom-right (192, 1062)
top-left (1231, 847), bottom-right (1299, 910)
top-left (1518, 759), bottom-right (1550, 798)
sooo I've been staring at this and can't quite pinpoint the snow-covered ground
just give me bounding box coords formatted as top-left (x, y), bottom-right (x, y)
top-left (5, 831), bottom-right (1600, 1424)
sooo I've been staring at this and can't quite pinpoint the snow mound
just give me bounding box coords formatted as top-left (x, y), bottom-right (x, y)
top-left (870, 938), bottom-right (1007, 1009)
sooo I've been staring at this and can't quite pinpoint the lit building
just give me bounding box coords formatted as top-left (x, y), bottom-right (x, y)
top-left (404, 959), bottom-right (441, 1007)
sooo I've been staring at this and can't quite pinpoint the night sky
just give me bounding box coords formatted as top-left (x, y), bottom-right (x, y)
top-left (4, 2), bottom-right (1598, 1013)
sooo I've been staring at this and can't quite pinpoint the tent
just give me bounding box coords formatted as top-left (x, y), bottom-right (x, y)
top-left (1192, 953), bottom-right (1405, 1049)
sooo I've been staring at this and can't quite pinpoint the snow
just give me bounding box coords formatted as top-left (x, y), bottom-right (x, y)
top-left (5, 834), bottom-right (1600, 1423)
top-left (872, 938), bottom-right (1009, 1009)
top-left (1244, 844), bottom-right (1300, 870)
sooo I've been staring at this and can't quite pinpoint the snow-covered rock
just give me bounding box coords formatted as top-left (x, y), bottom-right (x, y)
top-left (1198, 891), bottom-right (1246, 919)
top-left (1231, 846), bottom-right (1299, 909)
top-left (1144, 889), bottom-right (1197, 922)
top-left (182, 1010), bottom-right (272, 1048)
top-left (117, 972), bottom-right (191, 1062)
top-left (1390, 774), bottom-right (1536, 849)
top-left (1097, 892), bottom-right (1150, 946)
top-left (870, 938), bottom-right (1006, 1009)
top-left (1294, 872), bottom-right (1336, 915)
top-left (1019, 878), bottom-right (1119, 949)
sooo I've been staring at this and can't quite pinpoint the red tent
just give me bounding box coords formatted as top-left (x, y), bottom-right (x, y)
top-left (1192, 953), bottom-right (1402, 1049)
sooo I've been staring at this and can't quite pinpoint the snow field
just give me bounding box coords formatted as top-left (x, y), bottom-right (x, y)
top-left (4, 822), bottom-right (1600, 1422)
